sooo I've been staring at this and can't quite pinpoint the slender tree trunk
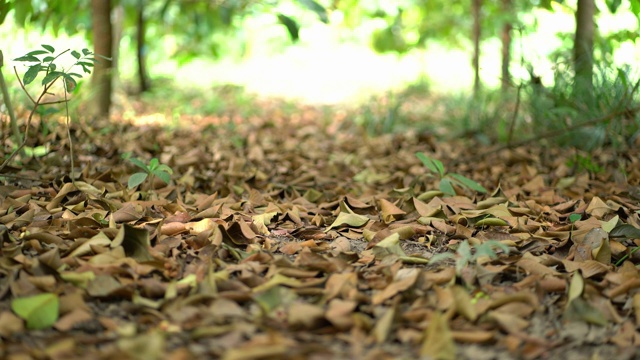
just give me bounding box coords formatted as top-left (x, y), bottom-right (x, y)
top-left (500, 0), bottom-right (513, 91)
top-left (91, 0), bottom-right (113, 118)
top-left (471, 0), bottom-right (482, 96)
top-left (574, 0), bottom-right (594, 101)
top-left (137, 0), bottom-right (150, 92)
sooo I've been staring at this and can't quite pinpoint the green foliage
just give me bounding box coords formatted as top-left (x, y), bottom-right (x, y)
top-left (525, 62), bottom-right (640, 150)
top-left (416, 152), bottom-right (487, 196)
top-left (11, 293), bottom-right (59, 330)
top-left (1, 44), bottom-right (100, 173)
top-left (14, 44), bottom-right (100, 92)
top-left (357, 91), bottom-right (406, 136)
top-left (430, 239), bottom-right (510, 275)
top-left (566, 154), bottom-right (604, 174)
top-left (125, 156), bottom-right (173, 190)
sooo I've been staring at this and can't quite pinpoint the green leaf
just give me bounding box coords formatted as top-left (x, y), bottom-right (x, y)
top-left (155, 164), bottom-right (173, 174)
top-left (14, 55), bottom-right (40, 62)
top-left (428, 252), bottom-right (455, 264)
top-left (129, 158), bottom-right (150, 172)
top-left (416, 152), bottom-right (445, 177)
top-left (569, 213), bottom-right (582, 224)
top-left (148, 158), bottom-right (159, 170)
top-left (456, 240), bottom-right (472, 259)
top-left (609, 224), bottom-right (640, 239)
top-left (606, 0), bottom-right (622, 13)
top-left (82, 48), bottom-right (91, 56)
top-left (632, 0), bottom-right (640, 17)
top-left (152, 170), bottom-right (171, 185)
top-left (71, 50), bottom-right (81, 59)
top-left (26, 50), bottom-right (48, 56)
top-left (253, 286), bottom-right (288, 313)
top-left (43, 56), bottom-right (55, 62)
top-left (439, 178), bottom-right (456, 196)
top-left (276, 14), bottom-right (300, 42)
top-left (41, 71), bottom-right (63, 86)
top-left (41, 44), bottom-right (55, 53)
top-left (297, 0), bottom-right (329, 23)
top-left (64, 75), bottom-right (77, 93)
top-left (455, 240), bottom-right (472, 273)
top-left (11, 293), bottom-right (59, 330)
top-left (475, 240), bottom-right (510, 259)
top-left (23, 64), bottom-right (41, 85)
top-left (13, 0), bottom-right (33, 27)
top-left (128, 172), bottom-right (148, 189)
top-left (448, 173), bottom-right (487, 193)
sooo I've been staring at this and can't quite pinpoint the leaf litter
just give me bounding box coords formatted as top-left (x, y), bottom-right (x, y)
top-left (1, 103), bottom-right (640, 360)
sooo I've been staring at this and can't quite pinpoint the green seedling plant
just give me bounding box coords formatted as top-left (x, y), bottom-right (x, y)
top-left (430, 239), bottom-right (511, 276)
top-left (0, 44), bottom-right (104, 175)
top-left (126, 157), bottom-right (173, 191)
top-left (416, 152), bottom-right (487, 196)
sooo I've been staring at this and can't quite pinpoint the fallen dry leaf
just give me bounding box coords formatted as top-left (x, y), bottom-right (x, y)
top-left (1, 99), bottom-right (639, 360)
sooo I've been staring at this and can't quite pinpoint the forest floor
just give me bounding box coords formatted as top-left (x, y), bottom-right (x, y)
top-left (1, 94), bottom-right (640, 360)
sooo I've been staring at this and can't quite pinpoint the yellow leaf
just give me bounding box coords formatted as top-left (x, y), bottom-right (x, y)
top-left (420, 311), bottom-right (456, 360)
top-left (325, 212), bottom-right (369, 231)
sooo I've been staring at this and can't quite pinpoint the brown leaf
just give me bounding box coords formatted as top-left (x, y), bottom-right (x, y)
top-left (287, 302), bottom-right (325, 329)
top-left (372, 268), bottom-right (419, 305)
top-left (224, 221), bottom-right (257, 245)
top-left (420, 311), bottom-right (456, 360)
top-left (452, 285), bottom-right (478, 321)
top-left (325, 299), bottom-right (357, 330)
top-left (378, 198), bottom-right (406, 224)
top-left (0, 311), bottom-right (24, 337)
top-left (54, 308), bottom-right (93, 332)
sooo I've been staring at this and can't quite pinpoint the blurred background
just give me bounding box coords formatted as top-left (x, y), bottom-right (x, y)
top-left (1, 0), bottom-right (639, 147)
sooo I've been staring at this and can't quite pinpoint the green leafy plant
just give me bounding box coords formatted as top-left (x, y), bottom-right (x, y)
top-left (0, 44), bottom-right (104, 175)
top-left (416, 152), bottom-right (487, 196)
top-left (126, 157), bottom-right (173, 190)
top-left (430, 239), bottom-right (510, 275)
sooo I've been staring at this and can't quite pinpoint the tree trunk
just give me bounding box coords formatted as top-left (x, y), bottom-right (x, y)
top-left (574, 0), bottom-right (594, 101)
top-left (500, 0), bottom-right (513, 91)
top-left (471, 0), bottom-right (482, 96)
top-left (137, 0), bottom-right (150, 92)
top-left (91, 0), bottom-right (113, 118)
